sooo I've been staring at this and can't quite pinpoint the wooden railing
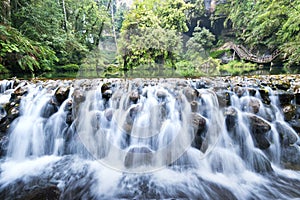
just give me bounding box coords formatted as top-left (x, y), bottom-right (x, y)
top-left (229, 42), bottom-right (280, 64)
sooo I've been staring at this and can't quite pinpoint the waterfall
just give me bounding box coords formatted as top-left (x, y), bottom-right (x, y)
top-left (1, 78), bottom-right (300, 199)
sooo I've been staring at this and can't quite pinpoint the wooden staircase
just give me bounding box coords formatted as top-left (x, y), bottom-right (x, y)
top-left (228, 42), bottom-right (280, 64)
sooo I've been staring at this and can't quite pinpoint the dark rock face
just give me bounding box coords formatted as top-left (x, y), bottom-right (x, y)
top-left (281, 145), bottom-right (300, 166)
top-left (251, 152), bottom-right (273, 173)
top-left (72, 89), bottom-right (86, 105)
top-left (183, 87), bottom-right (198, 102)
top-left (225, 107), bottom-right (238, 132)
top-left (247, 114), bottom-right (271, 135)
top-left (259, 89), bottom-right (271, 105)
top-left (282, 104), bottom-right (296, 121)
top-left (278, 92), bottom-right (294, 106)
top-left (246, 114), bottom-right (272, 150)
top-left (275, 122), bottom-right (298, 147)
top-left (191, 113), bottom-right (207, 150)
top-left (55, 86), bottom-right (70, 105)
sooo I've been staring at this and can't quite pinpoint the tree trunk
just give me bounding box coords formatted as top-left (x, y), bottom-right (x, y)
top-left (111, 0), bottom-right (118, 49)
top-left (96, 0), bottom-right (112, 48)
top-left (61, 0), bottom-right (68, 32)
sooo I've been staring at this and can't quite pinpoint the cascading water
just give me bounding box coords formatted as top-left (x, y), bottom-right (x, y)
top-left (0, 77), bottom-right (300, 199)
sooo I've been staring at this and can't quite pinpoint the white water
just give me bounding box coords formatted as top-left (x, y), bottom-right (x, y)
top-left (1, 79), bottom-right (300, 199)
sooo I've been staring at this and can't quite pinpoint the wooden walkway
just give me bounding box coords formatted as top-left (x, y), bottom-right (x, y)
top-left (228, 42), bottom-right (280, 64)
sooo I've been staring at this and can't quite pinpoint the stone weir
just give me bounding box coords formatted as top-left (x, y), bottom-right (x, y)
top-left (0, 75), bottom-right (300, 167)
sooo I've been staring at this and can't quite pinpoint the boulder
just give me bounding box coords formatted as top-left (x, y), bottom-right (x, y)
top-left (248, 98), bottom-right (260, 114)
top-left (281, 145), bottom-right (300, 167)
top-left (41, 99), bottom-right (58, 118)
top-left (190, 101), bottom-right (198, 112)
top-left (191, 113), bottom-right (207, 150)
top-left (259, 89), bottom-right (271, 105)
top-left (129, 91), bottom-right (139, 104)
top-left (275, 121), bottom-right (298, 146)
top-left (183, 87), bottom-right (198, 102)
top-left (216, 91), bottom-right (231, 108)
top-left (234, 86), bottom-right (245, 97)
top-left (156, 90), bottom-right (167, 99)
top-left (104, 108), bottom-right (114, 121)
top-left (247, 114), bottom-right (271, 135)
top-left (251, 152), bottom-right (273, 173)
top-left (278, 92), bottom-right (294, 106)
top-left (72, 89), bottom-right (86, 104)
top-left (102, 90), bottom-right (112, 101)
top-left (282, 104), bottom-right (296, 121)
top-left (296, 93), bottom-right (300, 105)
top-left (275, 81), bottom-right (290, 91)
top-left (55, 86), bottom-right (70, 105)
top-left (225, 107), bottom-right (238, 132)
top-left (0, 105), bottom-right (7, 123)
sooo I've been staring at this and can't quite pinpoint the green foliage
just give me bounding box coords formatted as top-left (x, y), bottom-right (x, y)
top-left (210, 49), bottom-right (230, 59)
top-left (222, 0), bottom-right (300, 67)
top-left (0, 25), bottom-right (58, 73)
top-left (119, 0), bottom-right (190, 69)
top-left (54, 64), bottom-right (80, 72)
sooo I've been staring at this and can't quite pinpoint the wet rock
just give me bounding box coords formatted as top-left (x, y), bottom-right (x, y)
top-left (183, 87), bottom-right (198, 102)
top-left (252, 152), bottom-right (273, 173)
top-left (253, 134), bottom-right (271, 149)
top-left (101, 82), bottom-right (111, 93)
top-left (275, 81), bottom-right (290, 91)
top-left (247, 114), bottom-right (271, 135)
top-left (129, 91), bottom-right (139, 104)
top-left (259, 89), bottom-right (271, 105)
top-left (248, 98), bottom-right (260, 114)
top-left (41, 99), bottom-right (58, 118)
top-left (234, 86), bottom-right (245, 97)
top-left (195, 81), bottom-right (207, 89)
top-left (19, 185), bottom-right (60, 200)
top-left (102, 89), bottom-right (112, 101)
top-left (191, 113), bottom-right (207, 150)
top-left (64, 102), bottom-right (73, 126)
top-left (281, 145), bottom-right (300, 167)
top-left (7, 106), bottom-right (19, 121)
top-left (55, 86), bottom-right (70, 105)
top-left (11, 85), bottom-right (28, 100)
top-left (248, 88), bottom-right (257, 96)
top-left (278, 92), bottom-right (294, 106)
top-left (296, 93), bottom-right (300, 105)
top-left (289, 119), bottom-right (300, 134)
top-left (104, 108), bottom-right (114, 121)
top-left (225, 107), bottom-right (238, 132)
top-left (0, 135), bottom-right (9, 157)
top-left (282, 104), bottom-right (296, 121)
top-left (124, 146), bottom-right (153, 168)
top-left (156, 90), bottom-right (167, 99)
top-left (72, 89), bottom-right (86, 104)
top-left (190, 101), bottom-right (198, 112)
top-left (216, 91), bottom-right (231, 108)
top-left (0, 105), bottom-right (7, 123)
top-left (275, 121), bottom-right (298, 146)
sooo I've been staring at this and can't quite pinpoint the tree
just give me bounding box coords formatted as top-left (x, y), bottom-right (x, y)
top-left (119, 0), bottom-right (190, 70)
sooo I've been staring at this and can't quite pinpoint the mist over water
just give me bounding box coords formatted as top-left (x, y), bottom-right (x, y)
top-left (0, 78), bottom-right (300, 199)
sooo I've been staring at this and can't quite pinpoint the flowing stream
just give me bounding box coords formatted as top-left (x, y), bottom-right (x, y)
top-left (0, 78), bottom-right (300, 199)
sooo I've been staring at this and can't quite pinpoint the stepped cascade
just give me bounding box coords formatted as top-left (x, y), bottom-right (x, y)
top-left (0, 76), bottom-right (300, 199)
